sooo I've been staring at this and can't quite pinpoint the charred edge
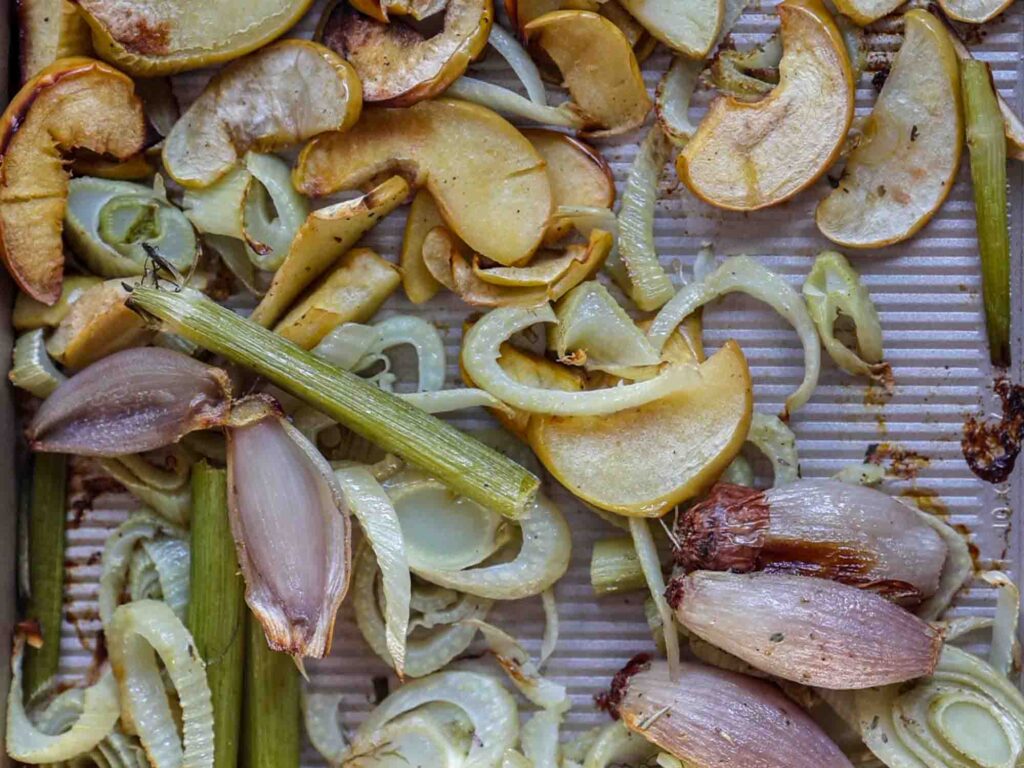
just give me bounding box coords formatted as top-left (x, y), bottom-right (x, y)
top-left (673, 483), bottom-right (768, 572)
top-left (961, 378), bottom-right (1024, 484)
top-left (757, 540), bottom-right (879, 584)
top-left (595, 653), bottom-right (652, 719)
top-left (15, 618), bottom-right (43, 648)
top-left (664, 575), bottom-right (686, 611)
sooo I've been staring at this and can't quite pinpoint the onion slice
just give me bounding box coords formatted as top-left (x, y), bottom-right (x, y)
top-left (746, 412), bottom-right (799, 485)
top-left (226, 402), bottom-right (351, 659)
top-left (464, 619), bottom-right (570, 712)
top-left (522, 710), bottom-right (561, 767)
top-left (350, 671), bottom-right (519, 768)
top-left (352, 544), bottom-right (491, 677)
top-left (648, 255), bottom-right (820, 417)
top-left (462, 305), bottom-right (700, 416)
top-left (612, 659), bottom-right (853, 768)
top-left (5, 638), bottom-right (120, 764)
top-left (106, 600), bottom-right (214, 768)
top-left (540, 588), bottom-right (558, 669)
top-left (629, 517), bottom-right (680, 680)
top-left (29, 348), bottom-right (233, 456)
top-left (673, 480), bottom-right (949, 605)
top-left (668, 571), bottom-right (942, 689)
top-left (301, 691), bottom-right (348, 765)
top-left (446, 78), bottom-right (583, 129)
top-left (409, 493), bottom-right (571, 600)
top-left (488, 24), bottom-right (548, 106)
top-left (333, 466), bottom-right (410, 677)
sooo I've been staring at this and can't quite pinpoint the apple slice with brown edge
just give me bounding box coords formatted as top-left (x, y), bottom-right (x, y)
top-left (347, 0), bottom-right (449, 22)
top-left (295, 99), bottom-right (552, 266)
top-left (529, 340), bottom-right (752, 517)
top-left (616, 0), bottom-right (723, 59)
top-left (522, 129), bottom-right (615, 244)
top-left (831, 0), bottom-right (903, 25)
top-left (0, 57), bottom-right (146, 305)
top-left (677, 0), bottom-right (854, 211)
top-left (524, 11), bottom-right (652, 137)
top-left (250, 176), bottom-right (409, 328)
top-left (73, 0), bottom-right (315, 76)
top-left (318, 0), bottom-right (491, 106)
top-left (816, 10), bottom-right (962, 248)
top-left (163, 40), bottom-right (362, 189)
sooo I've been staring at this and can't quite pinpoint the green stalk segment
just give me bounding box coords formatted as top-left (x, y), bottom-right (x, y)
top-left (187, 463), bottom-right (245, 768)
top-left (243, 616), bottom-right (300, 768)
top-left (590, 537), bottom-right (647, 597)
top-left (24, 453), bottom-right (68, 697)
top-left (961, 59), bottom-right (1011, 368)
top-left (126, 286), bottom-right (539, 518)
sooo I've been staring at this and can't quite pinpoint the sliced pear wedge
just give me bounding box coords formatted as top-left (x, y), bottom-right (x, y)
top-left (617, 0), bottom-right (723, 59)
top-left (295, 99), bottom-right (551, 266)
top-left (250, 176), bottom-right (409, 328)
top-left (678, 0), bottom-right (854, 211)
top-left (18, 0), bottom-right (93, 82)
top-left (529, 340), bottom-right (753, 517)
top-left (816, 10), bottom-right (962, 248)
top-left (523, 129), bottom-right (614, 244)
top-left (74, 0), bottom-right (315, 75)
top-left (163, 40), bottom-right (362, 188)
top-left (319, 0), bottom-right (491, 106)
top-left (0, 57), bottom-right (146, 305)
top-left (524, 11), bottom-right (652, 137)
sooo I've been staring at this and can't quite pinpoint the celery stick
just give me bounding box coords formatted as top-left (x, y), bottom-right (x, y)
top-left (24, 453), bottom-right (68, 696)
top-left (243, 616), bottom-right (300, 768)
top-left (188, 463), bottom-right (245, 767)
top-left (962, 59), bottom-right (1011, 367)
top-left (590, 537), bottom-right (647, 596)
top-left (126, 286), bottom-right (538, 518)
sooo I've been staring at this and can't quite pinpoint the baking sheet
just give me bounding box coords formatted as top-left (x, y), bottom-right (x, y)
top-left (3, 0), bottom-right (1022, 763)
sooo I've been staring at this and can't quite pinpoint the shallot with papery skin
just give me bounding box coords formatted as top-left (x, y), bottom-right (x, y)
top-left (226, 397), bottom-right (351, 659)
top-left (674, 480), bottom-right (948, 605)
top-left (668, 571), bottom-right (942, 689)
top-left (608, 657), bottom-right (853, 768)
top-left (29, 347), bottom-right (232, 456)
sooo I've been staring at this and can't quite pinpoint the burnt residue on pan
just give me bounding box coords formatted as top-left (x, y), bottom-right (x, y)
top-left (865, 442), bottom-right (930, 480)
top-left (962, 378), bottom-right (1024, 484)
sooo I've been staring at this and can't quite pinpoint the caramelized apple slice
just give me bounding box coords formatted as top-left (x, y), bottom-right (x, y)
top-left (0, 57), bottom-right (146, 304)
top-left (295, 99), bottom-right (551, 266)
top-left (677, 0), bottom-right (854, 211)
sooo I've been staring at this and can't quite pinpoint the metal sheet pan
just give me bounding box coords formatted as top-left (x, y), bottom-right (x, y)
top-left (1, 0), bottom-right (1022, 763)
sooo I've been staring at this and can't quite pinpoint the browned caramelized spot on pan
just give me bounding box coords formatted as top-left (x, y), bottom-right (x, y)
top-left (865, 442), bottom-right (930, 480)
top-left (962, 378), bottom-right (1024, 484)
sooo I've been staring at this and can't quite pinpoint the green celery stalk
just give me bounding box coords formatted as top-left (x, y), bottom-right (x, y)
top-left (243, 616), bottom-right (300, 768)
top-left (187, 463), bottom-right (245, 767)
top-left (590, 537), bottom-right (647, 597)
top-left (961, 59), bottom-right (1011, 367)
top-left (126, 286), bottom-right (538, 518)
top-left (24, 453), bottom-right (68, 696)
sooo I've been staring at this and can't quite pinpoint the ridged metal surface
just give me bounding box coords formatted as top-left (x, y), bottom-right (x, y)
top-left (53, 0), bottom-right (1024, 760)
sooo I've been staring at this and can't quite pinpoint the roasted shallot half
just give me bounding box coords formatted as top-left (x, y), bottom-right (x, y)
top-left (225, 398), bottom-right (351, 659)
top-left (667, 571), bottom-right (943, 688)
top-left (28, 347), bottom-right (232, 456)
top-left (674, 480), bottom-right (948, 605)
top-left (609, 657), bottom-right (853, 768)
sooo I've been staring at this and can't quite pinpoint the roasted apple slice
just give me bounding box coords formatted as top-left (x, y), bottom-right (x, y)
top-left (677, 0), bottom-right (854, 211)
top-left (318, 0), bottom-right (491, 106)
top-left (529, 341), bottom-right (752, 516)
top-left (617, 0), bottom-right (723, 59)
top-left (0, 57), bottom-right (146, 305)
top-left (73, 0), bottom-right (315, 75)
top-left (523, 129), bottom-right (614, 244)
top-left (939, 0), bottom-right (1012, 23)
top-left (831, 0), bottom-right (904, 25)
top-left (17, 0), bottom-right (93, 82)
top-left (400, 190), bottom-right (446, 304)
top-left (295, 99), bottom-right (551, 266)
top-left (524, 11), bottom-right (652, 137)
top-left (163, 40), bottom-right (362, 188)
top-left (347, 0), bottom-right (449, 21)
top-left (816, 10), bottom-right (962, 248)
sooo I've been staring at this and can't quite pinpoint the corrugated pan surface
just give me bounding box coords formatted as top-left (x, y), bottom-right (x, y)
top-left (46, 0), bottom-right (1024, 761)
